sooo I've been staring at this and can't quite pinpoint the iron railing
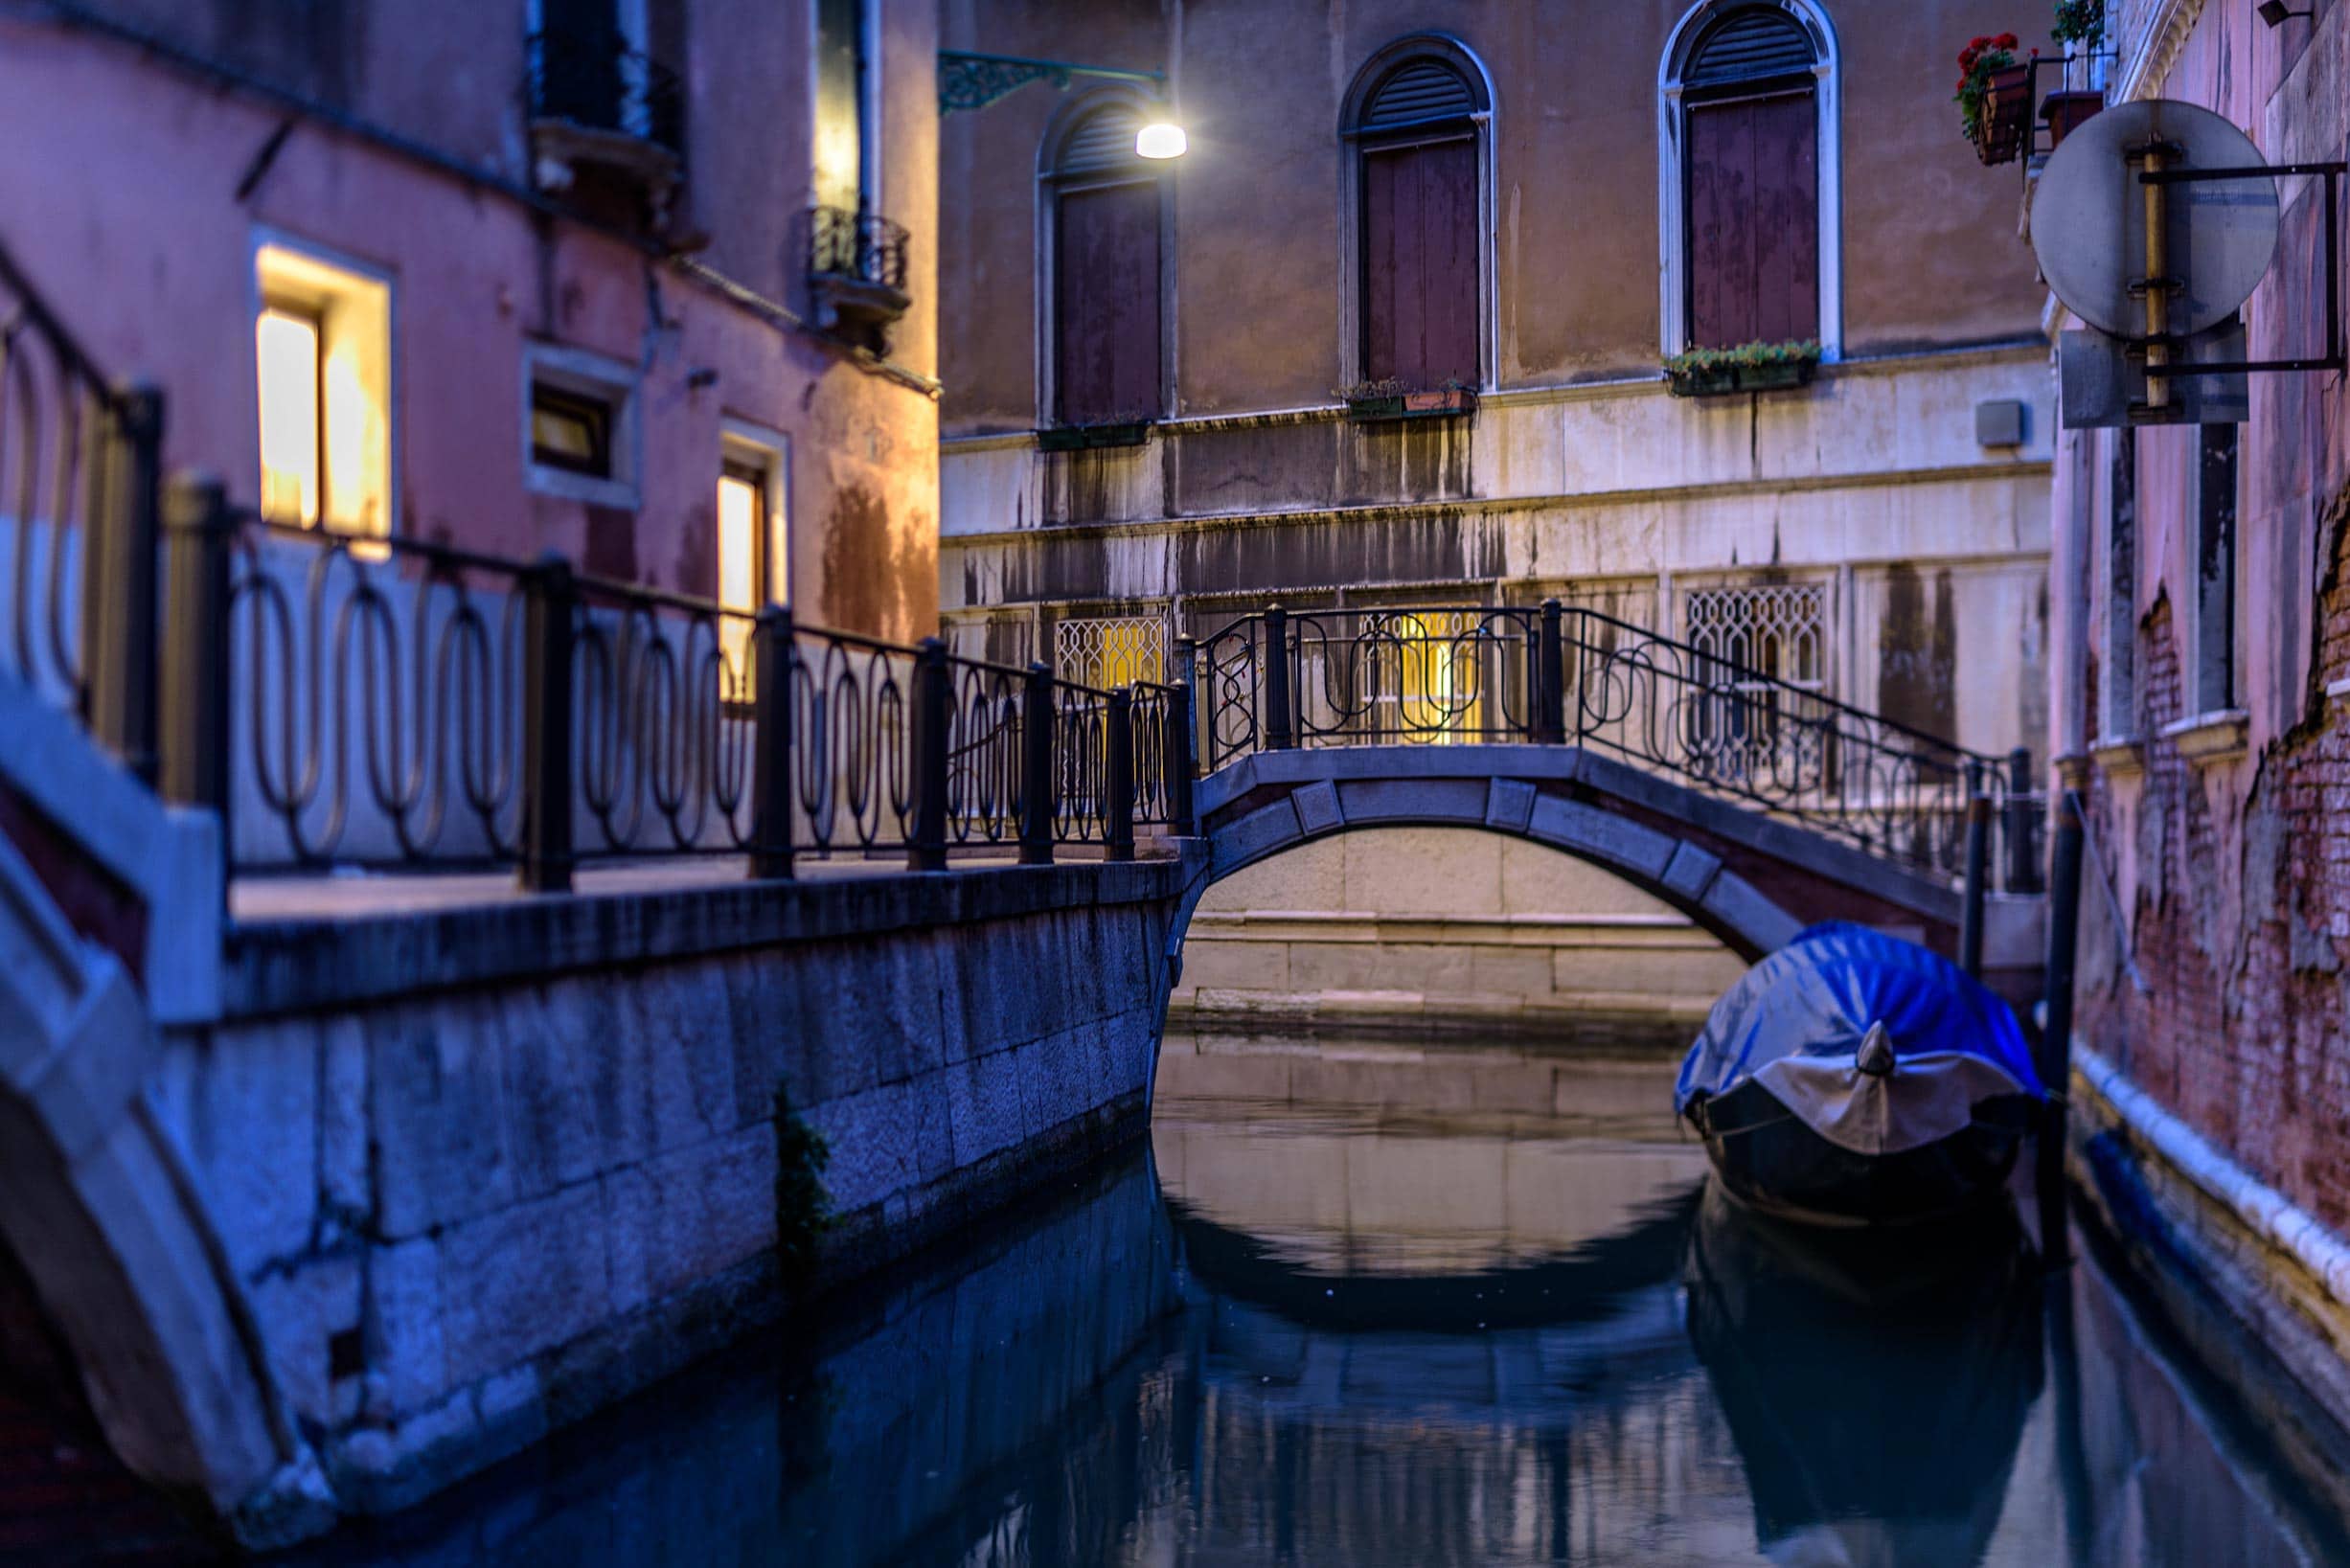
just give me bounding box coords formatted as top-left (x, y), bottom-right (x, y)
top-left (526, 29), bottom-right (687, 156)
top-left (808, 204), bottom-right (911, 292)
top-left (0, 240), bottom-right (163, 783)
top-left (154, 490), bottom-right (1193, 889)
top-left (1192, 602), bottom-right (2044, 894)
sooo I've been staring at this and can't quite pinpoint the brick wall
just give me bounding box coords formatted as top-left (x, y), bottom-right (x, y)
top-left (2078, 524), bottom-right (2350, 1233)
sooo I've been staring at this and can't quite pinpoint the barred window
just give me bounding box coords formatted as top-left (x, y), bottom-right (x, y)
top-left (1054, 615), bottom-right (1166, 688)
top-left (1683, 582), bottom-right (1826, 689)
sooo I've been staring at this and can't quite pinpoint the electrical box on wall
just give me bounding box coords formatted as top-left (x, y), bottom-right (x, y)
top-left (1974, 398), bottom-right (2027, 448)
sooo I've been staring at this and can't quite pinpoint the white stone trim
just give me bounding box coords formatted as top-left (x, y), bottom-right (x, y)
top-left (2088, 733), bottom-right (2146, 777)
top-left (521, 340), bottom-right (642, 509)
top-left (2158, 706), bottom-right (2248, 761)
top-left (2111, 0), bottom-right (2208, 104)
top-left (1656, 0), bottom-right (1843, 362)
top-left (2076, 1043), bottom-right (2350, 1310)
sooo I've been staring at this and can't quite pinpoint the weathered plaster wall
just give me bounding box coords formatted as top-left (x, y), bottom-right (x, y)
top-left (936, 0), bottom-right (2057, 429)
top-left (146, 857), bottom-right (1190, 1523)
top-left (2062, 0), bottom-right (2350, 1239)
top-left (0, 10), bottom-right (940, 643)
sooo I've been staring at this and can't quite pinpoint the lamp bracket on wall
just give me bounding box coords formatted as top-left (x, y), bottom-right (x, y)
top-left (937, 51), bottom-right (1164, 114)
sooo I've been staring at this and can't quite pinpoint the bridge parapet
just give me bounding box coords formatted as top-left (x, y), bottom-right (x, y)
top-left (1185, 602), bottom-right (2045, 901)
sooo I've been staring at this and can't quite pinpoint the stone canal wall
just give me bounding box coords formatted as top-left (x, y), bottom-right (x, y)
top-left (146, 853), bottom-right (1198, 1525)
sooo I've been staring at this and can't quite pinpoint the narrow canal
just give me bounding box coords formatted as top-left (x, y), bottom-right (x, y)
top-left (14, 1029), bottom-right (2350, 1564)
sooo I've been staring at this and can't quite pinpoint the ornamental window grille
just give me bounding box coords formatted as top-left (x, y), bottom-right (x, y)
top-left (1681, 582), bottom-right (1828, 784)
top-left (1054, 615), bottom-right (1166, 689)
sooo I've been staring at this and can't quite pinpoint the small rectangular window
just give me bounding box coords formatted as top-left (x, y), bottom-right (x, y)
top-left (716, 458), bottom-right (767, 697)
top-left (530, 384), bottom-right (614, 477)
top-left (2195, 424), bottom-right (2238, 716)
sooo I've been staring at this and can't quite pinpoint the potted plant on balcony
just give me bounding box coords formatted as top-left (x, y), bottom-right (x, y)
top-left (1664, 339), bottom-right (1821, 398)
top-left (1336, 377), bottom-right (1478, 421)
top-left (2042, 1), bottom-right (2106, 149)
top-left (1037, 413), bottom-right (1155, 452)
top-left (1956, 34), bottom-right (2032, 166)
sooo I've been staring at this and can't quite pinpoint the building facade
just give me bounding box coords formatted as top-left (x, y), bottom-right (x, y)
top-left (937, 0), bottom-right (2060, 1024)
top-left (2047, 0), bottom-right (2350, 1437)
top-left (0, 0), bottom-right (941, 643)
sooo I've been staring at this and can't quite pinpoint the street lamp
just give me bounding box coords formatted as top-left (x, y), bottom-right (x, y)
top-left (937, 50), bottom-right (1187, 159)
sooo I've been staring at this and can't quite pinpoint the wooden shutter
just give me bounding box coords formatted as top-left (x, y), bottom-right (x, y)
top-left (1362, 136), bottom-right (1479, 386)
top-left (1687, 89), bottom-right (1817, 349)
top-left (1055, 181), bottom-right (1162, 425)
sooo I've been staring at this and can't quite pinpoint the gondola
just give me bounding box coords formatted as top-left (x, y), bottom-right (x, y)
top-left (1676, 921), bottom-right (2045, 1228)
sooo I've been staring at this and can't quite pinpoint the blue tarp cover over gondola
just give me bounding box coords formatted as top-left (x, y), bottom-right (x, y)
top-left (1677, 923), bottom-right (2043, 1158)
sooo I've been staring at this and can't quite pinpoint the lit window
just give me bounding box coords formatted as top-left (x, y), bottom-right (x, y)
top-left (531, 385), bottom-right (613, 476)
top-left (256, 307), bottom-right (322, 526)
top-left (1055, 615), bottom-right (1165, 689)
top-left (716, 460), bottom-right (766, 697)
top-left (523, 344), bottom-right (638, 506)
top-left (254, 242), bottom-right (392, 538)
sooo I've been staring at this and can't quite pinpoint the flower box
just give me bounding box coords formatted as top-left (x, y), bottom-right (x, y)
top-left (1036, 420), bottom-right (1153, 452)
top-left (2041, 90), bottom-right (2103, 150)
top-left (1972, 63), bottom-right (2033, 165)
top-left (1663, 341), bottom-right (1820, 398)
top-left (1344, 387), bottom-right (1477, 422)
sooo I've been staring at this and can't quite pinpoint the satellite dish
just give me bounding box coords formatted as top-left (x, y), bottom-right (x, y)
top-left (2030, 99), bottom-right (2279, 340)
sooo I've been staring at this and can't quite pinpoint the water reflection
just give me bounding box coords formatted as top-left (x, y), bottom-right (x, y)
top-left (254, 1030), bottom-right (2350, 1567)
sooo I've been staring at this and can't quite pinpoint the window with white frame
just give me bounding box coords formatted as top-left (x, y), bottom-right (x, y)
top-left (2099, 427), bottom-right (2136, 739)
top-left (716, 424), bottom-right (788, 698)
top-left (2193, 424), bottom-right (2239, 716)
top-left (1658, 1), bottom-right (1841, 359)
top-left (523, 343), bottom-right (638, 506)
top-left (255, 240), bottom-right (392, 538)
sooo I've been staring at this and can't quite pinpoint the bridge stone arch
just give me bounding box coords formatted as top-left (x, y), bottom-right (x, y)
top-left (1191, 745), bottom-right (1986, 966)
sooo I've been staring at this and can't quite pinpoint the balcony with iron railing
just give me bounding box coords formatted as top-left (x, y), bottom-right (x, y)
top-left (806, 204), bottom-right (912, 351)
top-left (525, 29), bottom-right (689, 236)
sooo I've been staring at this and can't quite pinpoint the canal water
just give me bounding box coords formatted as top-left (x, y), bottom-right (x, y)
top-left (20, 1029), bottom-right (2350, 1564)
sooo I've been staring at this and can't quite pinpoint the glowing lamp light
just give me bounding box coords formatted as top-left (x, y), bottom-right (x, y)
top-left (1134, 122), bottom-right (1188, 160)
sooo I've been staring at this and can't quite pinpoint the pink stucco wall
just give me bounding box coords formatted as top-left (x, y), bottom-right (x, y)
top-left (0, 8), bottom-right (941, 644)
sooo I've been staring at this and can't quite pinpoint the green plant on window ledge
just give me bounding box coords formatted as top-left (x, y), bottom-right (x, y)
top-left (2050, 0), bottom-right (2103, 53)
top-left (1037, 409), bottom-right (1156, 452)
top-left (1662, 339), bottom-right (1822, 398)
top-left (1334, 376), bottom-right (1478, 421)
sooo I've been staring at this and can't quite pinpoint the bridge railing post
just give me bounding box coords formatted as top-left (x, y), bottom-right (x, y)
top-left (1263, 604), bottom-right (1294, 750)
top-left (2005, 745), bottom-right (2042, 893)
top-left (518, 553), bottom-right (577, 894)
top-left (907, 638), bottom-right (950, 872)
top-left (1959, 759), bottom-right (1989, 977)
top-left (83, 381), bottom-right (165, 784)
top-left (1019, 661), bottom-right (1055, 864)
top-left (1106, 687), bottom-right (1135, 862)
top-left (1535, 599), bottom-right (1566, 744)
top-left (749, 605), bottom-right (795, 880)
top-left (1165, 672), bottom-right (1198, 837)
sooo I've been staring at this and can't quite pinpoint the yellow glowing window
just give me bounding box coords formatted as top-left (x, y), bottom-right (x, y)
top-left (1384, 612), bottom-right (1480, 742)
top-left (254, 244), bottom-right (391, 540)
top-left (257, 306), bottom-right (323, 526)
top-left (716, 462), bottom-right (766, 698)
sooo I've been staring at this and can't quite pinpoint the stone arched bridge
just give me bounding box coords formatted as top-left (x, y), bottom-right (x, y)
top-left (1189, 746), bottom-right (2044, 997)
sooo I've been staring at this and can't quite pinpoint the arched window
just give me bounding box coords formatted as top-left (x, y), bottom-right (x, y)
top-left (1660, 2), bottom-right (1840, 356)
top-left (1343, 39), bottom-right (1491, 390)
top-left (1043, 98), bottom-right (1167, 427)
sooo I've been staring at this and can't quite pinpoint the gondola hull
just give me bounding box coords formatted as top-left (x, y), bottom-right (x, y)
top-left (1675, 923), bottom-right (2047, 1230)
top-left (1687, 1078), bottom-right (2039, 1229)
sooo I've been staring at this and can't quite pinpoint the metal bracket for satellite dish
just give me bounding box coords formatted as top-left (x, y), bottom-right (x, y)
top-left (2130, 160), bottom-right (2344, 379)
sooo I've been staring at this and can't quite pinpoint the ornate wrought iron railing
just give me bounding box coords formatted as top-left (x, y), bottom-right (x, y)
top-left (0, 240), bottom-right (163, 781)
top-left (808, 204), bottom-right (911, 292)
top-left (1192, 602), bottom-right (2044, 895)
top-left (526, 29), bottom-right (687, 155)
top-left (153, 492), bottom-right (1196, 889)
